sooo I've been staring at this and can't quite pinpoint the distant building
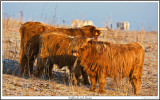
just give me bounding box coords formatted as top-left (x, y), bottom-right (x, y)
top-left (117, 21), bottom-right (130, 30)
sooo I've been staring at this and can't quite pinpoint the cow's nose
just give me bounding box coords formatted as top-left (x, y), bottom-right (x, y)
top-left (73, 52), bottom-right (79, 57)
top-left (72, 50), bottom-right (79, 56)
top-left (72, 52), bottom-right (77, 56)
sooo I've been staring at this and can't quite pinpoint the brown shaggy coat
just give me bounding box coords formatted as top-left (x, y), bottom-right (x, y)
top-left (19, 22), bottom-right (57, 75)
top-left (35, 32), bottom-right (91, 85)
top-left (19, 21), bottom-right (101, 75)
top-left (55, 25), bottom-right (101, 39)
top-left (73, 40), bottom-right (145, 94)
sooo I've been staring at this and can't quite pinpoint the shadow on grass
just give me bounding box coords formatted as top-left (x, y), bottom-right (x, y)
top-left (2, 58), bottom-right (90, 88)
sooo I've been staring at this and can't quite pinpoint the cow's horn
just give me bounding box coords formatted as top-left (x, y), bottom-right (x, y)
top-left (96, 27), bottom-right (108, 31)
top-left (87, 37), bottom-right (95, 41)
top-left (67, 35), bottom-right (75, 39)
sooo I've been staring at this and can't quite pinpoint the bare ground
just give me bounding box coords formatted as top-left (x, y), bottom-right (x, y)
top-left (2, 20), bottom-right (158, 97)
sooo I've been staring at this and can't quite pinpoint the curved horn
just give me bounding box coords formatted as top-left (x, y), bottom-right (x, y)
top-left (87, 37), bottom-right (96, 41)
top-left (66, 35), bottom-right (75, 39)
top-left (96, 27), bottom-right (108, 31)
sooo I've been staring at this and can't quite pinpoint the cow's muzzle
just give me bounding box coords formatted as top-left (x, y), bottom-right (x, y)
top-left (72, 50), bottom-right (79, 57)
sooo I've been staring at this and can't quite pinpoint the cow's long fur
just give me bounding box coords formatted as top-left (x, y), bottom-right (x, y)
top-left (73, 40), bottom-right (145, 94)
top-left (19, 22), bottom-right (57, 75)
top-left (35, 32), bottom-right (90, 85)
top-left (19, 21), bottom-right (101, 75)
top-left (56, 25), bottom-right (101, 39)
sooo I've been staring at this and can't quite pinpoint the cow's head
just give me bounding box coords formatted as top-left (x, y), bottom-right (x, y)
top-left (71, 37), bottom-right (94, 58)
top-left (81, 25), bottom-right (102, 38)
top-left (72, 37), bottom-right (110, 59)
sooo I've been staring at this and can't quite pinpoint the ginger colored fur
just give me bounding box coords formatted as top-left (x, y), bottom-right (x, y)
top-left (35, 32), bottom-right (90, 85)
top-left (19, 22), bottom-right (57, 75)
top-left (19, 21), bottom-right (101, 75)
top-left (55, 25), bottom-right (101, 39)
top-left (74, 40), bottom-right (145, 94)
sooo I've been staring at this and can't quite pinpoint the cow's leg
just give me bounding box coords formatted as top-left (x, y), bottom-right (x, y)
top-left (45, 58), bottom-right (53, 80)
top-left (130, 75), bottom-right (142, 95)
top-left (90, 75), bottom-right (97, 92)
top-left (74, 67), bottom-right (81, 85)
top-left (129, 65), bottom-right (143, 95)
top-left (19, 54), bottom-right (28, 74)
top-left (81, 67), bottom-right (90, 85)
top-left (73, 65), bottom-right (89, 85)
top-left (25, 46), bottom-right (34, 76)
top-left (46, 64), bottom-right (53, 80)
top-left (28, 56), bottom-right (35, 75)
top-left (45, 66), bottom-right (49, 79)
top-left (48, 64), bottom-right (53, 80)
top-left (35, 57), bottom-right (45, 78)
top-left (19, 48), bottom-right (24, 73)
top-left (35, 65), bottom-right (40, 78)
top-left (35, 65), bottom-right (43, 78)
top-left (19, 42), bottom-right (25, 74)
top-left (98, 75), bottom-right (106, 94)
top-left (19, 47), bottom-right (29, 75)
top-left (26, 40), bottom-right (40, 76)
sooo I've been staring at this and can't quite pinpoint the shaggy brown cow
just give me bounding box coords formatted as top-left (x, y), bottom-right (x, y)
top-left (72, 40), bottom-right (145, 95)
top-left (19, 22), bottom-right (57, 75)
top-left (35, 32), bottom-right (92, 85)
top-left (19, 21), bottom-right (101, 75)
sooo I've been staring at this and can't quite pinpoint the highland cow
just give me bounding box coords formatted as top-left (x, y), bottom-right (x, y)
top-left (19, 21), bottom-right (101, 75)
top-left (35, 32), bottom-right (92, 85)
top-left (19, 22), bottom-right (57, 75)
top-left (73, 40), bottom-right (145, 95)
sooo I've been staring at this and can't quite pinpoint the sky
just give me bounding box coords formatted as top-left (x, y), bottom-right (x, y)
top-left (1, 1), bottom-right (159, 31)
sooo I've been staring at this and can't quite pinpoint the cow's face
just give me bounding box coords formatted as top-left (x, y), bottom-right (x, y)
top-left (82, 25), bottom-right (101, 37)
top-left (94, 30), bottom-right (101, 37)
top-left (72, 46), bottom-right (87, 59)
top-left (71, 36), bottom-right (88, 52)
top-left (89, 26), bottom-right (101, 37)
top-left (72, 39), bottom-right (93, 59)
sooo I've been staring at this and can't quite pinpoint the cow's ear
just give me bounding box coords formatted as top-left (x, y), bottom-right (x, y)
top-left (91, 26), bottom-right (96, 32)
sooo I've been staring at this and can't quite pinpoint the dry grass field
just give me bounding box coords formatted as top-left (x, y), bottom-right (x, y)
top-left (2, 18), bottom-right (158, 97)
